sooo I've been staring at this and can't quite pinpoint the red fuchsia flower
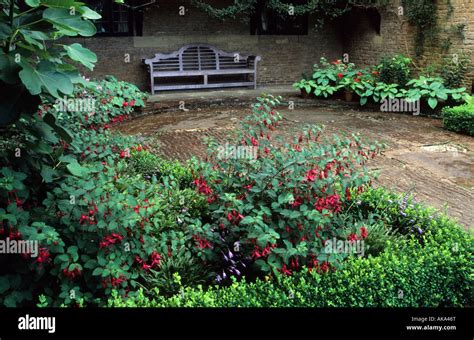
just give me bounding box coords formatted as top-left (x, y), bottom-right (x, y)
top-left (194, 177), bottom-right (213, 196)
top-left (347, 233), bottom-right (358, 243)
top-left (332, 60), bottom-right (341, 65)
top-left (264, 147), bottom-right (270, 154)
top-left (122, 101), bottom-right (129, 107)
top-left (63, 267), bottom-right (82, 280)
top-left (294, 144), bottom-right (302, 152)
top-left (291, 196), bottom-right (303, 208)
top-left (360, 226), bottom-right (368, 239)
top-left (319, 261), bottom-right (330, 273)
top-left (251, 137), bottom-right (258, 146)
top-left (9, 231), bottom-right (21, 240)
top-left (278, 264), bottom-right (292, 276)
top-left (314, 194), bottom-right (342, 214)
top-left (193, 235), bottom-right (212, 249)
top-left (357, 71), bottom-right (363, 76)
top-left (99, 233), bottom-right (124, 248)
top-left (136, 251), bottom-right (161, 271)
top-left (305, 168), bottom-right (318, 182)
top-left (243, 184), bottom-right (253, 192)
top-left (119, 150), bottom-right (130, 158)
top-left (35, 247), bottom-right (50, 265)
top-left (130, 100), bottom-right (136, 106)
top-left (372, 71), bottom-right (379, 75)
top-left (354, 78), bottom-right (360, 83)
top-left (110, 275), bottom-right (127, 287)
top-left (337, 73), bottom-right (344, 79)
top-left (345, 187), bottom-right (351, 201)
top-left (227, 210), bottom-right (244, 225)
top-left (251, 246), bottom-right (262, 259)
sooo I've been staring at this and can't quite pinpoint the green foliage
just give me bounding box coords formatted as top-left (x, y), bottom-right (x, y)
top-left (0, 74), bottom-right (184, 307)
top-left (376, 54), bottom-right (412, 87)
top-left (129, 149), bottom-right (194, 189)
top-left (109, 198), bottom-right (473, 307)
top-left (442, 100), bottom-right (474, 136)
top-left (0, 0), bottom-right (109, 126)
top-left (401, 0), bottom-right (439, 56)
top-left (139, 248), bottom-right (212, 297)
top-left (406, 76), bottom-right (467, 109)
top-left (440, 52), bottom-right (471, 89)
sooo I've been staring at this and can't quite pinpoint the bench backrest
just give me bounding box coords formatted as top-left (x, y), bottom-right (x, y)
top-left (145, 44), bottom-right (255, 72)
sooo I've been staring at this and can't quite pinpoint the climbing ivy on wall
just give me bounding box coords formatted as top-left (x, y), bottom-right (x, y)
top-left (400, 0), bottom-right (438, 56)
top-left (189, 0), bottom-right (389, 24)
top-left (190, 0), bottom-right (257, 20)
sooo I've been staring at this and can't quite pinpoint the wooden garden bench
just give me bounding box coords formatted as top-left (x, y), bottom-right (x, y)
top-left (143, 44), bottom-right (261, 94)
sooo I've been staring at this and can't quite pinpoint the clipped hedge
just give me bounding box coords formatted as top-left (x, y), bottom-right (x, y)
top-left (442, 103), bottom-right (474, 136)
top-left (109, 190), bottom-right (473, 307)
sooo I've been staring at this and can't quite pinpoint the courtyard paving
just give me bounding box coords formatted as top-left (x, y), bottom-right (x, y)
top-left (115, 101), bottom-right (474, 229)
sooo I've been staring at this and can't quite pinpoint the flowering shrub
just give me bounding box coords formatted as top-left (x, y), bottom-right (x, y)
top-left (55, 75), bottom-right (146, 130)
top-left (189, 95), bottom-right (383, 281)
top-left (294, 57), bottom-right (468, 110)
top-left (0, 75), bottom-right (215, 306)
top-left (109, 193), bottom-right (473, 307)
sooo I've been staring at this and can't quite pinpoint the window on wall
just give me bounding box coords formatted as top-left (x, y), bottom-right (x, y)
top-left (86, 0), bottom-right (135, 36)
top-left (250, 0), bottom-right (309, 35)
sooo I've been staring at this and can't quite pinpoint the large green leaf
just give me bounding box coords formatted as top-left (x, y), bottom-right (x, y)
top-left (19, 61), bottom-right (74, 98)
top-left (66, 161), bottom-right (90, 178)
top-left (43, 8), bottom-right (96, 37)
top-left (0, 23), bottom-right (12, 40)
top-left (78, 6), bottom-right (102, 20)
top-left (64, 43), bottom-right (97, 70)
top-left (428, 97), bottom-right (438, 109)
top-left (26, 0), bottom-right (41, 7)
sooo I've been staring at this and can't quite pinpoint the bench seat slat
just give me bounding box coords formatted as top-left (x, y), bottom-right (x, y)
top-left (153, 69), bottom-right (255, 77)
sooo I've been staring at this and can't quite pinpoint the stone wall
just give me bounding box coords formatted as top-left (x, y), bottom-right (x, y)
top-left (74, 0), bottom-right (343, 91)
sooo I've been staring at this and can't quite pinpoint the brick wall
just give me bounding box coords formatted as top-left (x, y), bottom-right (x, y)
top-left (73, 0), bottom-right (474, 92)
top-left (343, 0), bottom-right (474, 90)
top-left (74, 0), bottom-right (343, 91)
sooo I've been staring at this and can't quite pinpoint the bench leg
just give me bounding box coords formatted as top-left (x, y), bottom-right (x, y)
top-left (203, 74), bottom-right (208, 86)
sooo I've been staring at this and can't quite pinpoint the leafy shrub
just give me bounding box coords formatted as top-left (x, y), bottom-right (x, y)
top-left (109, 191), bottom-right (473, 307)
top-left (442, 100), bottom-right (474, 136)
top-left (406, 76), bottom-right (467, 109)
top-left (376, 54), bottom-right (412, 86)
top-left (188, 95), bottom-right (382, 282)
top-left (139, 248), bottom-right (213, 297)
top-left (0, 73), bottom-right (212, 306)
top-left (440, 52), bottom-right (471, 89)
top-left (129, 148), bottom-right (194, 189)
